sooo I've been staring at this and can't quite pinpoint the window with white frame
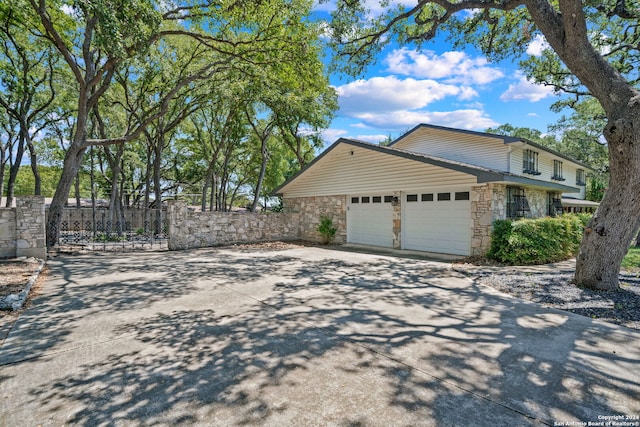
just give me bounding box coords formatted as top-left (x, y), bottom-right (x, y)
top-left (553, 160), bottom-right (565, 181)
top-left (576, 169), bottom-right (586, 186)
top-left (523, 149), bottom-right (540, 175)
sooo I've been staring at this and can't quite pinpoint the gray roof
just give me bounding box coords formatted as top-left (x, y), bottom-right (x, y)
top-left (391, 123), bottom-right (596, 171)
top-left (272, 138), bottom-right (580, 196)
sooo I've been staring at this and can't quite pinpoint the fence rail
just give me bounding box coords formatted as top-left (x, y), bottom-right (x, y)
top-left (47, 207), bottom-right (168, 252)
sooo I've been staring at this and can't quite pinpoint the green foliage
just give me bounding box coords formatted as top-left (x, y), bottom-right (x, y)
top-left (316, 216), bottom-right (337, 244)
top-left (486, 121), bottom-right (609, 202)
top-left (622, 247), bottom-right (640, 270)
top-left (488, 214), bottom-right (591, 265)
top-left (586, 176), bottom-right (607, 202)
top-left (2, 165), bottom-right (96, 198)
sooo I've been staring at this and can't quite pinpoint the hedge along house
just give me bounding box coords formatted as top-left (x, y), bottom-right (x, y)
top-left (273, 124), bottom-right (595, 257)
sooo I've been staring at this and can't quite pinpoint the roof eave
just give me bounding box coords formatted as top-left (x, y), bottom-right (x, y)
top-left (481, 174), bottom-right (580, 193)
top-left (389, 123), bottom-right (519, 147)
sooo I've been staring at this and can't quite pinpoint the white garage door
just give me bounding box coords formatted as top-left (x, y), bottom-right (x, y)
top-left (347, 194), bottom-right (393, 247)
top-left (403, 190), bottom-right (471, 256)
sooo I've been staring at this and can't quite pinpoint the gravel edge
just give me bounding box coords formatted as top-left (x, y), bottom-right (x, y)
top-left (453, 261), bottom-right (640, 331)
top-left (0, 259), bottom-right (46, 311)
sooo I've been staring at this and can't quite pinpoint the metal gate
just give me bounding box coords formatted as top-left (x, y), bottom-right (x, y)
top-left (47, 207), bottom-right (168, 252)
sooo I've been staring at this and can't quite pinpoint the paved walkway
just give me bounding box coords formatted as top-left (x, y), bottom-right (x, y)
top-left (1, 246), bottom-right (639, 426)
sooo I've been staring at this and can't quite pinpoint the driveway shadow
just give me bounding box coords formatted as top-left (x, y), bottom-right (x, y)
top-left (4, 246), bottom-right (640, 425)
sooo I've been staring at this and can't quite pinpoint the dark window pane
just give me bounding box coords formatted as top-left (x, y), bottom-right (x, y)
top-left (455, 192), bottom-right (470, 201)
top-left (437, 193), bottom-right (451, 201)
top-left (351, 197), bottom-right (359, 203)
top-left (384, 195), bottom-right (393, 203)
top-left (372, 196), bottom-right (381, 203)
top-left (362, 196), bottom-right (370, 203)
top-left (421, 193), bottom-right (434, 201)
top-left (407, 194), bottom-right (418, 202)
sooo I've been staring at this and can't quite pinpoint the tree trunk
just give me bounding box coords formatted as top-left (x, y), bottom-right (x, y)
top-left (0, 143), bottom-right (7, 204)
top-left (47, 145), bottom-right (87, 247)
top-left (143, 147), bottom-right (152, 232)
top-left (90, 147), bottom-right (97, 239)
top-left (201, 164), bottom-right (213, 212)
top-left (5, 134), bottom-right (25, 207)
top-left (27, 141), bottom-right (41, 196)
top-left (153, 135), bottom-right (163, 234)
top-left (74, 174), bottom-right (81, 208)
top-left (574, 114), bottom-right (640, 290)
top-left (251, 139), bottom-right (269, 212)
top-left (214, 172), bottom-right (218, 212)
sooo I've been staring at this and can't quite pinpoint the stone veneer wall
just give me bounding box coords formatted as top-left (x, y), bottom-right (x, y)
top-left (470, 184), bottom-right (495, 256)
top-left (470, 184), bottom-right (560, 256)
top-left (391, 191), bottom-right (401, 249)
top-left (0, 197), bottom-right (46, 259)
top-left (0, 208), bottom-right (17, 258)
top-left (167, 200), bottom-right (300, 250)
top-left (526, 188), bottom-right (551, 217)
top-left (283, 195), bottom-right (347, 244)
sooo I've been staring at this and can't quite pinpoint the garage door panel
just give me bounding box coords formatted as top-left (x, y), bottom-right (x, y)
top-left (403, 191), bottom-right (471, 256)
top-left (347, 195), bottom-right (393, 247)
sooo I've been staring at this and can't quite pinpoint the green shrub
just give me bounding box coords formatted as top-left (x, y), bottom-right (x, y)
top-left (488, 214), bottom-right (591, 265)
top-left (316, 216), bottom-right (337, 244)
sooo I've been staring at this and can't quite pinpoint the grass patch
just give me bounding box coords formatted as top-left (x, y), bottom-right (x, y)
top-left (622, 247), bottom-right (640, 270)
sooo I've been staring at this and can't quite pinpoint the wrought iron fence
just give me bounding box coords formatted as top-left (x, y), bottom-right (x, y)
top-left (47, 207), bottom-right (168, 252)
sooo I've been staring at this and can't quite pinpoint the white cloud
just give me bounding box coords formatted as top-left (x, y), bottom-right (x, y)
top-left (354, 134), bottom-right (390, 143)
top-left (351, 109), bottom-right (498, 130)
top-left (500, 72), bottom-right (555, 102)
top-left (60, 4), bottom-right (75, 15)
top-left (526, 34), bottom-right (549, 56)
top-left (333, 72), bottom-right (496, 134)
top-left (384, 48), bottom-right (504, 85)
top-left (321, 127), bottom-right (348, 144)
top-left (313, 1), bottom-right (414, 16)
top-left (336, 76), bottom-right (471, 115)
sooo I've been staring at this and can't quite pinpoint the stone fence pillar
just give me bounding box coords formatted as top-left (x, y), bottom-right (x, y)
top-left (16, 196), bottom-right (46, 259)
top-left (167, 200), bottom-right (189, 250)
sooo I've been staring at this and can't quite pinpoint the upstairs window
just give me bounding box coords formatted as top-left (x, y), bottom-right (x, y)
top-left (507, 187), bottom-right (530, 218)
top-left (553, 160), bottom-right (565, 181)
top-left (576, 169), bottom-right (586, 186)
top-left (523, 149), bottom-right (540, 175)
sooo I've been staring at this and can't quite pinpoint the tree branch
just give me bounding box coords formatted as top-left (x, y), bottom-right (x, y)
top-left (29, 0), bottom-right (84, 86)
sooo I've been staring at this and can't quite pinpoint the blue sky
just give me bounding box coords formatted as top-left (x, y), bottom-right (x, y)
top-left (313, 1), bottom-right (559, 145)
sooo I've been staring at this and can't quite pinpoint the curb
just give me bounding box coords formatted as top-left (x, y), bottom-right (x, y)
top-left (0, 258), bottom-right (46, 311)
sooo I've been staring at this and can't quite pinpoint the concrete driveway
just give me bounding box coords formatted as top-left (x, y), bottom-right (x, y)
top-left (0, 245), bottom-right (639, 426)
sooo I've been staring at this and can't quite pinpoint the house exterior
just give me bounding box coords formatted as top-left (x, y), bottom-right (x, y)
top-left (273, 124), bottom-right (595, 257)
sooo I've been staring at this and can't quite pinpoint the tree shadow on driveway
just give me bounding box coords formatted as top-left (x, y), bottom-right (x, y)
top-left (4, 246), bottom-right (640, 426)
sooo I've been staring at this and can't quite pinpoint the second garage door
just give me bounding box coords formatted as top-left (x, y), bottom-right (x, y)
top-left (347, 194), bottom-right (393, 247)
top-left (402, 189), bottom-right (472, 256)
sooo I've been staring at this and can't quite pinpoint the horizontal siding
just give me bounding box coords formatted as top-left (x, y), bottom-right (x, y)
top-left (511, 146), bottom-right (587, 198)
top-left (281, 144), bottom-right (477, 198)
top-left (392, 127), bottom-right (509, 171)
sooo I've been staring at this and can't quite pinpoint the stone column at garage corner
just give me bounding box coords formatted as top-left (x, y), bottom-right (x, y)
top-left (16, 196), bottom-right (47, 259)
